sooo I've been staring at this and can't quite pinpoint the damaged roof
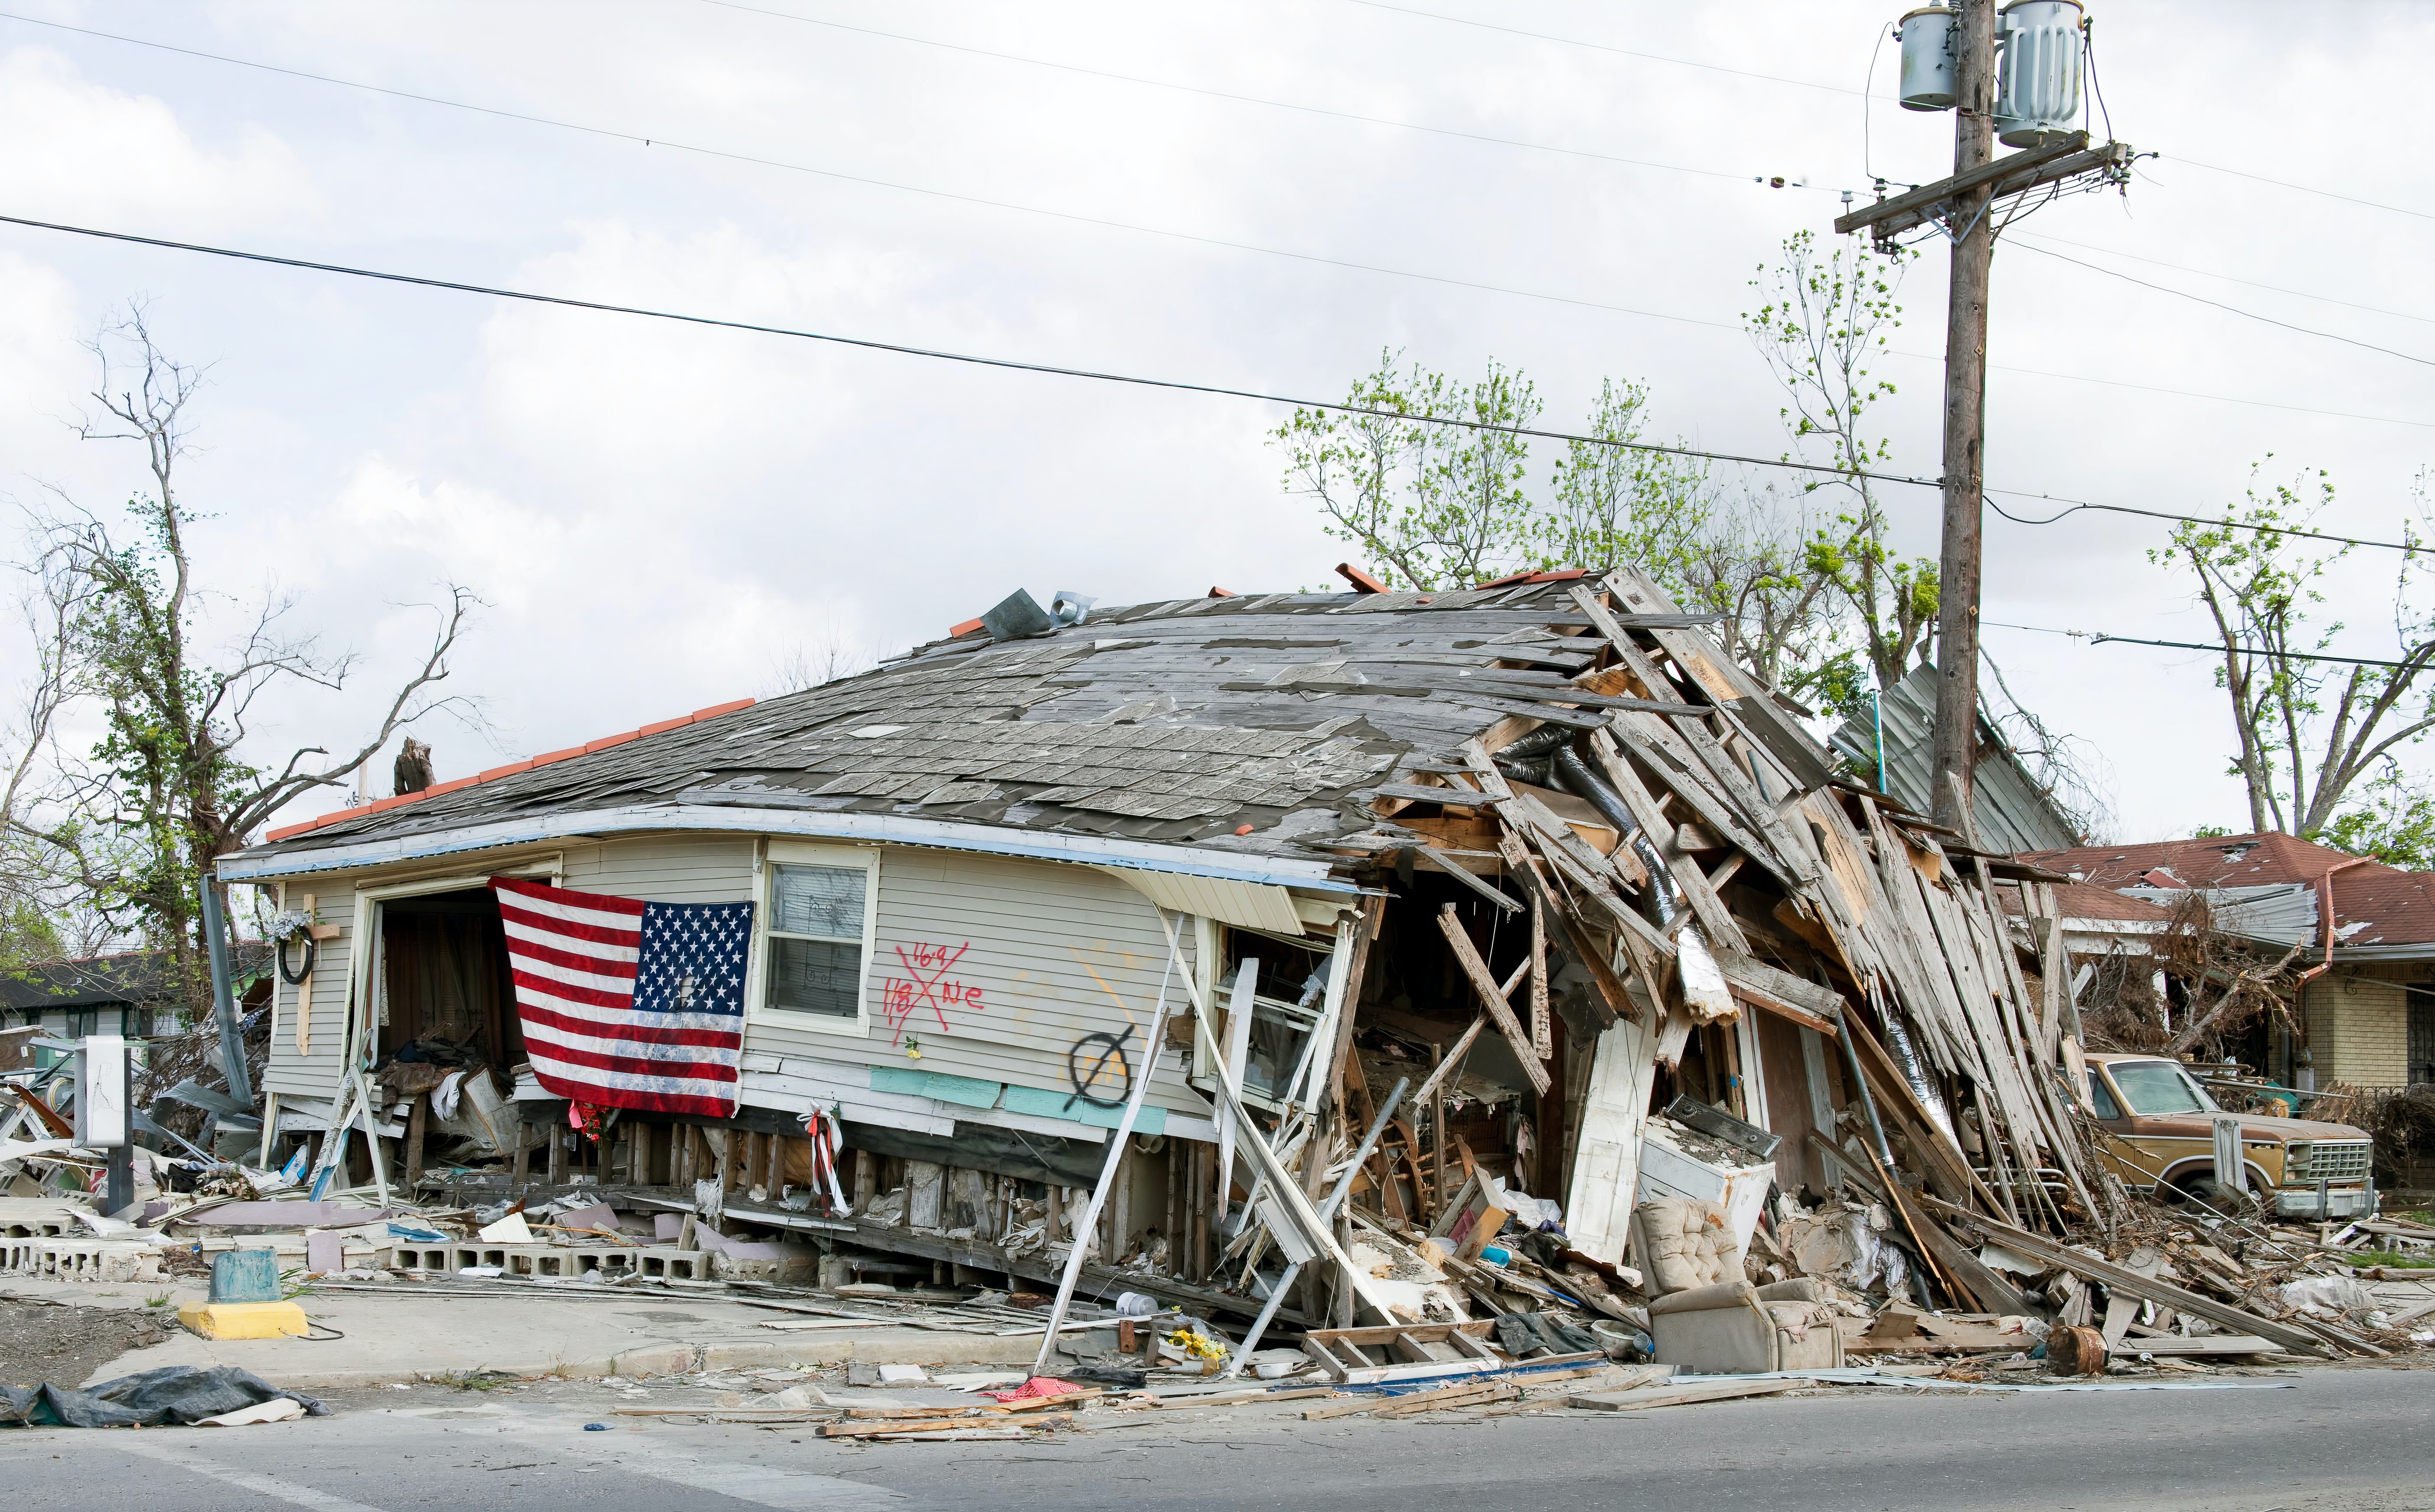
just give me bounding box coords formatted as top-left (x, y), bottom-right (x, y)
top-left (2016, 831), bottom-right (2435, 954)
top-left (235, 579), bottom-right (1664, 873)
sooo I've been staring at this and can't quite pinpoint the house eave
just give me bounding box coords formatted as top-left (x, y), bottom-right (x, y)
top-left (214, 800), bottom-right (1361, 894)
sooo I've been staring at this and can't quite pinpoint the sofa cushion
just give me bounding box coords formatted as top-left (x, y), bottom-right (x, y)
top-left (1752, 1277), bottom-right (1829, 1305)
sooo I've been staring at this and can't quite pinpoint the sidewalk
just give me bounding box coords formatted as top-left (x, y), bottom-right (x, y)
top-left (9, 1275), bottom-right (1041, 1390)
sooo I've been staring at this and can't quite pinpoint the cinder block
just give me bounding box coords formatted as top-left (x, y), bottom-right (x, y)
top-left (3, 1238), bottom-right (163, 1284)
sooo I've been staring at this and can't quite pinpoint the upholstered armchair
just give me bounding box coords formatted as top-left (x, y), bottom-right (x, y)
top-left (1630, 1194), bottom-right (1844, 1375)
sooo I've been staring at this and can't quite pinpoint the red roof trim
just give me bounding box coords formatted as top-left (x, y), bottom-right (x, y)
top-left (1335, 562), bottom-right (1389, 595)
top-left (258, 696), bottom-right (757, 844)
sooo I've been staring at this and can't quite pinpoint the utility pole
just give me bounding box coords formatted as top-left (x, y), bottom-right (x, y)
top-left (1837, 0), bottom-right (2131, 837)
top-left (1929, 0), bottom-right (1996, 837)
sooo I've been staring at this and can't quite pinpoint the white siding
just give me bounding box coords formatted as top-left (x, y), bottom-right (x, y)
top-left (261, 886), bottom-right (358, 1099)
top-left (562, 835), bottom-right (755, 905)
top-left (750, 848), bottom-right (1206, 1118)
top-left (252, 832), bottom-right (1212, 1127)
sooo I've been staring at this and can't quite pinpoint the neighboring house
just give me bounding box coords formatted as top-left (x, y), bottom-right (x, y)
top-left (2014, 832), bottom-right (2435, 1092)
top-left (1, 951), bottom-right (196, 1043)
top-left (0, 946), bottom-right (269, 1069)
top-left (1828, 662), bottom-right (2082, 856)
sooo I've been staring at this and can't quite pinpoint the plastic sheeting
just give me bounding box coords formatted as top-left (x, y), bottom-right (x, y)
top-left (0, 1365), bottom-right (329, 1428)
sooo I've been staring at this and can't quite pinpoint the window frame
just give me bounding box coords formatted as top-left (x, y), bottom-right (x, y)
top-left (752, 839), bottom-right (880, 1036)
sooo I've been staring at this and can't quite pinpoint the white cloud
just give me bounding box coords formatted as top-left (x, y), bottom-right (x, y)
top-left (0, 45), bottom-right (317, 231)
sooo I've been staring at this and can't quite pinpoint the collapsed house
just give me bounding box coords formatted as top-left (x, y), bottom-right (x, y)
top-left (197, 566), bottom-right (2123, 1353)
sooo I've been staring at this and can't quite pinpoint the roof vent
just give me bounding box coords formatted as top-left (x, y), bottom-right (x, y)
top-left (1049, 590), bottom-right (1095, 628)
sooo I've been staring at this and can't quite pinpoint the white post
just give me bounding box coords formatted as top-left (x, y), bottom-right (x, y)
top-left (1030, 913), bottom-right (1183, 1377)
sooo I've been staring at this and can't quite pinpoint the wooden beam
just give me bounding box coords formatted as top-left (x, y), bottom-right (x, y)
top-left (1436, 905), bottom-right (1552, 1095)
top-left (1916, 1196), bottom-right (2330, 1357)
top-left (1496, 832), bottom-right (1635, 1027)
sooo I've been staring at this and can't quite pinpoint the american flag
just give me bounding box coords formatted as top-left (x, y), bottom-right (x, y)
top-left (491, 877), bottom-right (755, 1118)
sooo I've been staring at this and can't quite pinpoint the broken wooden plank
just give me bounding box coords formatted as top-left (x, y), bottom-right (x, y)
top-left (1914, 1196), bottom-right (2330, 1356)
top-left (1714, 951), bottom-right (1842, 1036)
top-left (1568, 1377), bottom-right (1809, 1412)
top-left (1438, 904), bottom-right (1554, 1095)
top-left (1410, 844), bottom-right (1524, 913)
top-left (2118, 1335), bottom-right (2280, 1357)
top-left (1495, 833), bottom-right (1638, 1027)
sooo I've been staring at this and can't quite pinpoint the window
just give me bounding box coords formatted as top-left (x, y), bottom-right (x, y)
top-left (764, 859), bottom-right (871, 1020)
top-left (2086, 1071), bottom-right (2122, 1121)
top-left (2109, 1060), bottom-right (2217, 1116)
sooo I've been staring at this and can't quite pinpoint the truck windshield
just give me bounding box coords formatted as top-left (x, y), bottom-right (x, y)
top-left (2109, 1061), bottom-right (2218, 1115)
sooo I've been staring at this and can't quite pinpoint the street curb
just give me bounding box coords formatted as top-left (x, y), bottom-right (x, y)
top-left (134, 1327), bottom-right (1044, 1390)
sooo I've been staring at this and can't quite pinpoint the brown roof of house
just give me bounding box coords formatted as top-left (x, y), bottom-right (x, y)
top-left (2014, 831), bottom-right (2435, 951)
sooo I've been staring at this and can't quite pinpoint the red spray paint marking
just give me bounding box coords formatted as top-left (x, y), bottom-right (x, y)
top-left (879, 941), bottom-right (983, 1045)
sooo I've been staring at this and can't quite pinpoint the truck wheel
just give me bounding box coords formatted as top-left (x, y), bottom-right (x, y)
top-left (2169, 1175), bottom-right (2251, 1213)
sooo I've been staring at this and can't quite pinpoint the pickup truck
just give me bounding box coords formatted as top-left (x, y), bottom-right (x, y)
top-left (2083, 1052), bottom-right (2375, 1219)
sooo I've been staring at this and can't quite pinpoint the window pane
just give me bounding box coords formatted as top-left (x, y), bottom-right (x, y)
top-left (2110, 1061), bottom-right (2210, 1115)
top-left (2086, 1071), bottom-right (2121, 1121)
top-left (772, 863), bottom-right (864, 940)
top-left (769, 937), bottom-right (862, 1018)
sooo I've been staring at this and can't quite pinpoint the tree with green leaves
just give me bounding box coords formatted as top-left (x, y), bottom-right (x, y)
top-left (2157, 462), bottom-right (2435, 843)
top-left (1272, 356), bottom-right (1842, 697)
top-left (1743, 230), bottom-right (1937, 707)
top-left (8, 309), bottom-right (477, 1012)
top-left (1272, 351), bottom-right (1538, 592)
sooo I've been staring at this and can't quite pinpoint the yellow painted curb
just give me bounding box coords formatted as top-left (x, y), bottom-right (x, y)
top-left (177, 1300), bottom-right (312, 1339)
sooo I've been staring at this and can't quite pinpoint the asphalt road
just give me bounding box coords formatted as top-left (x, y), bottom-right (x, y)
top-left (7, 1367), bottom-right (2432, 1512)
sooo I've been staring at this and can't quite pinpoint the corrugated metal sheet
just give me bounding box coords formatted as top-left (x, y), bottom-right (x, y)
top-left (2120, 881), bottom-right (2318, 946)
top-left (1102, 868), bottom-right (1305, 935)
top-left (1828, 662), bottom-right (2079, 854)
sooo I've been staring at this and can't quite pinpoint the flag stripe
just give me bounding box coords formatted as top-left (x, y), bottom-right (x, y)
top-left (497, 896), bottom-right (644, 951)
top-left (499, 916), bottom-right (640, 974)
top-left (520, 1004), bottom-right (745, 1055)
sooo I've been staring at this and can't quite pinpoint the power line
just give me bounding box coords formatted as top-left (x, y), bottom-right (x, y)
top-left (17, 206), bottom-right (2412, 565)
top-left (1984, 620), bottom-right (2432, 671)
top-left (2012, 230), bottom-right (2435, 329)
top-left (1973, 357), bottom-right (2434, 430)
top-left (2168, 156), bottom-right (2435, 226)
top-left (2008, 241), bottom-right (2435, 371)
top-left (20, 203), bottom-right (2422, 576)
top-left (1983, 492), bottom-right (2421, 555)
top-left (0, 209), bottom-right (1950, 490)
top-left (1343, 0), bottom-right (1864, 97)
top-left (1349, 3), bottom-right (2435, 231)
top-left (18, 11), bottom-right (2425, 434)
top-left (0, 10), bottom-right (1755, 333)
top-left (696, 0), bottom-right (1818, 192)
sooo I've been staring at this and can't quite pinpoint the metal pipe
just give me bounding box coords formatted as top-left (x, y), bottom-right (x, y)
top-left (2297, 857), bottom-right (2372, 987)
top-left (198, 875), bottom-right (252, 1105)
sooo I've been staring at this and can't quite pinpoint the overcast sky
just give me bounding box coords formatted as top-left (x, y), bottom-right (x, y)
top-left (3, 0), bottom-right (2430, 844)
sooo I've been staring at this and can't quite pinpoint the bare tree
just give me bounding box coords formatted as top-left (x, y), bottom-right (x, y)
top-left (11, 308), bottom-right (479, 1003)
top-left (2158, 463), bottom-right (2435, 839)
top-left (764, 627), bottom-right (878, 695)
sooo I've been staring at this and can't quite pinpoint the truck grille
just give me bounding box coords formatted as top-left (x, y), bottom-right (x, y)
top-left (2285, 1140), bottom-right (2372, 1184)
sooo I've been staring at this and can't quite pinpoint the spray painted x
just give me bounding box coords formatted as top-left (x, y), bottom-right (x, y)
top-left (887, 941), bottom-right (970, 1043)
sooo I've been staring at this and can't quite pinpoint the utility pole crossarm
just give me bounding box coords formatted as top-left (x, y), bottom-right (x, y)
top-left (1834, 133), bottom-right (2132, 244)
